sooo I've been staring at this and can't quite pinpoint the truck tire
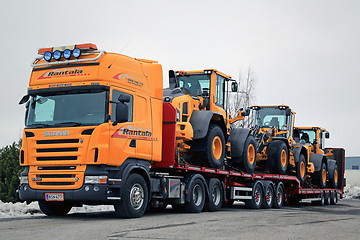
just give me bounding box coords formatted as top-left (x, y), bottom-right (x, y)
top-left (245, 182), bottom-right (263, 209)
top-left (324, 191), bottom-right (331, 205)
top-left (184, 178), bottom-right (205, 213)
top-left (204, 178), bottom-right (223, 212)
top-left (314, 192), bottom-right (325, 206)
top-left (114, 173), bottom-right (148, 218)
top-left (204, 125), bottom-right (225, 169)
top-left (328, 164), bottom-right (338, 189)
top-left (239, 136), bottom-right (257, 173)
top-left (261, 184), bottom-right (275, 209)
top-left (274, 183), bottom-right (285, 209)
top-left (314, 162), bottom-right (327, 189)
top-left (268, 141), bottom-right (288, 175)
top-left (38, 201), bottom-right (72, 216)
top-left (296, 154), bottom-right (307, 186)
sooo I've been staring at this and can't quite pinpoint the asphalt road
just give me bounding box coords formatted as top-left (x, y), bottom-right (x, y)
top-left (1, 199), bottom-right (359, 240)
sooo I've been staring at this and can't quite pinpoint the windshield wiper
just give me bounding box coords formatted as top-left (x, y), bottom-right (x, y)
top-left (52, 122), bottom-right (82, 127)
top-left (26, 123), bottom-right (51, 128)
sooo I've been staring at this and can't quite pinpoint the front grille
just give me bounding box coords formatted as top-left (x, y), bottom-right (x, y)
top-left (37, 139), bottom-right (79, 144)
top-left (37, 148), bottom-right (78, 153)
top-left (38, 174), bottom-right (75, 178)
top-left (38, 166), bottom-right (76, 170)
top-left (37, 182), bottom-right (75, 186)
top-left (37, 156), bottom-right (77, 161)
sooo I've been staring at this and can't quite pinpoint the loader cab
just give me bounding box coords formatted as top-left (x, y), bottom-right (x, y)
top-left (250, 105), bottom-right (295, 139)
top-left (295, 127), bottom-right (329, 154)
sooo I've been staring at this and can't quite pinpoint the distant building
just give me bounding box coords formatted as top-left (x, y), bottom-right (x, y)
top-left (345, 157), bottom-right (360, 170)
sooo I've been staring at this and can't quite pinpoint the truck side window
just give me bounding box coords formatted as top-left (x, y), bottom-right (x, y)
top-left (215, 75), bottom-right (225, 107)
top-left (111, 90), bottom-right (133, 122)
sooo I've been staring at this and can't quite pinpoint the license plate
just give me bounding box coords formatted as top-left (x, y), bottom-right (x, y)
top-left (45, 193), bottom-right (64, 201)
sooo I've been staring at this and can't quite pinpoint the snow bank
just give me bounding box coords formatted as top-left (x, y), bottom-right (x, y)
top-left (344, 184), bottom-right (360, 199)
top-left (0, 201), bottom-right (114, 219)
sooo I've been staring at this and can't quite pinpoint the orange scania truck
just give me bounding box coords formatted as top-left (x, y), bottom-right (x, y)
top-left (18, 43), bottom-right (345, 218)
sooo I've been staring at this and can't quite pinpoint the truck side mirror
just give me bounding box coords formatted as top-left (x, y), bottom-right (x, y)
top-left (114, 94), bottom-right (130, 125)
top-left (325, 132), bottom-right (330, 139)
top-left (285, 108), bottom-right (292, 116)
top-left (19, 95), bottom-right (30, 105)
top-left (231, 81), bottom-right (238, 92)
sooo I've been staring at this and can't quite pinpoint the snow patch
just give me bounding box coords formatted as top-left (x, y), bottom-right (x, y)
top-left (344, 184), bottom-right (360, 199)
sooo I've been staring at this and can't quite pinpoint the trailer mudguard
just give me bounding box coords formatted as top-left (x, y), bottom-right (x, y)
top-left (229, 128), bottom-right (251, 160)
top-left (190, 111), bottom-right (224, 139)
top-left (184, 174), bottom-right (209, 203)
top-left (309, 154), bottom-right (326, 172)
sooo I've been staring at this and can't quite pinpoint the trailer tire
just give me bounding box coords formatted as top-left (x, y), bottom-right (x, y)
top-left (38, 201), bottom-right (72, 216)
top-left (239, 136), bottom-right (257, 173)
top-left (261, 184), bottom-right (275, 209)
top-left (314, 162), bottom-right (327, 189)
top-left (330, 191), bottom-right (337, 205)
top-left (328, 164), bottom-right (338, 189)
top-left (114, 173), bottom-right (148, 218)
top-left (274, 183), bottom-right (285, 209)
top-left (184, 178), bottom-right (205, 213)
top-left (245, 182), bottom-right (263, 209)
top-left (204, 179), bottom-right (223, 212)
top-left (204, 125), bottom-right (225, 169)
top-left (296, 154), bottom-right (307, 186)
top-left (268, 141), bottom-right (288, 174)
top-left (324, 191), bottom-right (331, 205)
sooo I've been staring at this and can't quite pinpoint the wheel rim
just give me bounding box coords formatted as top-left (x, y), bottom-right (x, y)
top-left (211, 185), bottom-right (221, 206)
top-left (277, 187), bottom-right (283, 204)
top-left (193, 184), bottom-right (203, 206)
top-left (212, 136), bottom-right (222, 160)
top-left (247, 144), bottom-right (255, 165)
top-left (130, 183), bottom-right (144, 210)
top-left (300, 161), bottom-right (306, 178)
top-left (322, 168), bottom-right (326, 184)
top-left (334, 169), bottom-right (338, 184)
top-left (281, 149), bottom-right (287, 167)
top-left (254, 187), bottom-right (261, 205)
top-left (266, 189), bottom-right (272, 204)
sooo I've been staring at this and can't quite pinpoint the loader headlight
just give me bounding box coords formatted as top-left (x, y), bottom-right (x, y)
top-left (84, 176), bottom-right (107, 184)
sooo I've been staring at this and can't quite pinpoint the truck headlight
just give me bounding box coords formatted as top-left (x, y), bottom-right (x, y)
top-left (20, 176), bottom-right (29, 185)
top-left (84, 176), bottom-right (107, 184)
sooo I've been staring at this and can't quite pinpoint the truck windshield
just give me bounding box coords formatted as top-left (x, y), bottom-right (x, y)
top-left (177, 74), bottom-right (210, 96)
top-left (254, 108), bottom-right (288, 129)
top-left (26, 90), bottom-right (107, 128)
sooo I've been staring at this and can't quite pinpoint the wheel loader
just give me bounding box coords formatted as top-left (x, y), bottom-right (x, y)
top-left (294, 127), bottom-right (339, 189)
top-left (163, 69), bottom-right (257, 171)
top-left (244, 105), bottom-right (313, 186)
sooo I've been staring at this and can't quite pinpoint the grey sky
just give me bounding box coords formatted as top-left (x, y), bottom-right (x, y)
top-left (0, 0), bottom-right (359, 156)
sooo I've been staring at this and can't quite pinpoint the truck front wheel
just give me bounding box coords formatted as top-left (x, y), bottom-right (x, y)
top-left (38, 201), bottom-right (72, 216)
top-left (114, 173), bottom-right (148, 218)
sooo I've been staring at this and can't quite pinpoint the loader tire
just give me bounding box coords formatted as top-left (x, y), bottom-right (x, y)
top-left (328, 164), bottom-right (338, 189)
top-left (268, 141), bottom-right (289, 175)
top-left (296, 154), bottom-right (307, 186)
top-left (313, 162), bottom-right (327, 189)
top-left (239, 136), bottom-right (257, 173)
top-left (204, 125), bottom-right (225, 169)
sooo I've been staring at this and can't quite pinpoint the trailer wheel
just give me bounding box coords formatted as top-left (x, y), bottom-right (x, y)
top-left (330, 191), bottom-right (337, 205)
top-left (245, 182), bottom-right (263, 209)
top-left (261, 184), bottom-right (275, 209)
top-left (268, 141), bottom-right (288, 174)
top-left (204, 125), bottom-right (225, 169)
top-left (274, 183), bottom-right (285, 209)
top-left (239, 136), bottom-right (257, 173)
top-left (114, 173), bottom-right (148, 218)
top-left (184, 178), bottom-right (205, 213)
top-left (328, 164), bottom-right (338, 189)
top-left (324, 191), bottom-right (331, 205)
top-left (204, 179), bottom-right (223, 212)
top-left (296, 154), bottom-right (307, 186)
top-left (314, 162), bottom-right (327, 189)
top-left (38, 201), bottom-right (72, 216)
top-left (317, 192), bottom-right (325, 206)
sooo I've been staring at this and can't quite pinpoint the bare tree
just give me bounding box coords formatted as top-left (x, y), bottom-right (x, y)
top-left (227, 66), bottom-right (256, 128)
